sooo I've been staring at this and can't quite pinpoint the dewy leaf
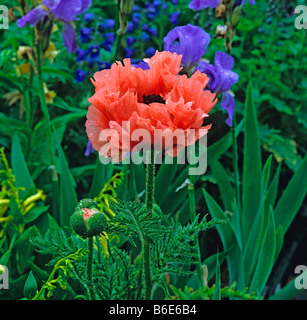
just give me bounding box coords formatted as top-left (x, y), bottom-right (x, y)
top-left (242, 82), bottom-right (262, 241)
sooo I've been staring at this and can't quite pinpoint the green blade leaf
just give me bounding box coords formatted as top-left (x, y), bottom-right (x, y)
top-left (249, 206), bottom-right (276, 295)
top-left (274, 155), bottom-right (307, 233)
top-left (242, 82), bottom-right (262, 241)
top-left (11, 133), bottom-right (36, 199)
top-left (57, 139), bottom-right (78, 227)
top-left (210, 159), bottom-right (234, 211)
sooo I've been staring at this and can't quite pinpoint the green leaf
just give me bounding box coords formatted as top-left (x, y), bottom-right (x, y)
top-left (210, 159), bottom-right (234, 211)
top-left (274, 155), bottom-right (307, 233)
top-left (249, 207), bottom-right (276, 295)
top-left (242, 82), bottom-right (262, 241)
top-left (56, 138), bottom-right (78, 227)
top-left (269, 269), bottom-right (307, 300)
top-left (202, 188), bottom-right (234, 250)
top-left (24, 206), bottom-right (49, 224)
top-left (264, 162), bottom-right (281, 215)
top-left (23, 271), bottom-right (38, 299)
top-left (11, 133), bottom-right (36, 198)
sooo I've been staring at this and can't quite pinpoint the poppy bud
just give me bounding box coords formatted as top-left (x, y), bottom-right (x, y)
top-left (71, 199), bottom-right (107, 238)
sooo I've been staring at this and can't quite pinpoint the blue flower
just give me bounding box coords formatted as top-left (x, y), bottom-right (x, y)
top-left (88, 45), bottom-right (100, 58)
top-left (139, 32), bottom-right (150, 42)
top-left (124, 47), bottom-right (134, 58)
top-left (80, 27), bottom-right (92, 43)
top-left (75, 68), bottom-right (87, 83)
top-left (76, 48), bottom-right (88, 61)
top-left (148, 27), bottom-right (157, 37)
top-left (163, 24), bottom-right (211, 69)
top-left (84, 12), bottom-right (95, 22)
top-left (169, 12), bottom-right (180, 25)
top-left (17, 0), bottom-right (92, 53)
top-left (98, 61), bottom-right (111, 71)
top-left (196, 51), bottom-right (239, 126)
top-left (126, 36), bottom-right (136, 46)
top-left (145, 47), bottom-right (156, 57)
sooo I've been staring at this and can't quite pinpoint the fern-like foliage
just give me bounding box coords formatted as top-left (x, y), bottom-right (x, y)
top-left (105, 200), bottom-right (171, 245)
top-left (169, 283), bottom-right (261, 300)
top-left (106, 200), bottom-right (228, 296)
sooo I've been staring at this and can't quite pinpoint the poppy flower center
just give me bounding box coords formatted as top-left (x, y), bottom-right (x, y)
top-left (142, 94), bottom-right (165, 105)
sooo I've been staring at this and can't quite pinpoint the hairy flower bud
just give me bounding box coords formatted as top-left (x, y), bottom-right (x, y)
top-left (71, 199), bottom-right (107, 238)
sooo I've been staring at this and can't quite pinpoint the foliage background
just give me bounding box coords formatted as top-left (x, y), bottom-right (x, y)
top-left (0, 0), bottom-right (306, 300)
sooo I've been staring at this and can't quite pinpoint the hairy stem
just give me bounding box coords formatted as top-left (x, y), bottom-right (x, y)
top-left (87, 236), bottom-right (95, 300)
top-left (143, 151), bottom-right (155, 300)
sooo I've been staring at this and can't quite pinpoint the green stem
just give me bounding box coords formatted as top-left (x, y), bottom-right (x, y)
top-left (113, 1), bottom-right (122, 61)
top-left (87, 236), bottom-right (95, 300)
top-left (35, 43), bottom-right (54, 166)
top-left (188, 175), bottom-right (204, 289)
top-left (143, 151), bottom-right (155, 300)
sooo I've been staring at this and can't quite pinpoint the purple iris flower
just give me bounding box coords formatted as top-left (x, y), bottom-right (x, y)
top-left (189, 0), bottom-right (255, 10)
top-left (188, 0), bottom-right (220, 10)
top-left (163, 24), bottom-right (211, 69)
top-left (17, 0), bottom-right (92, 53)
top-left (197, 51), bottom-right (239, 126)
top-left (242, 0), bottom-right (255, 4)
